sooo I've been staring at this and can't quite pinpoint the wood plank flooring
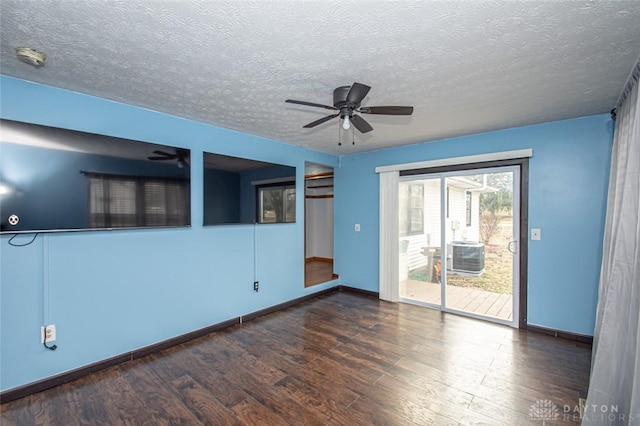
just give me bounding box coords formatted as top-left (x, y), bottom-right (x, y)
top-left (305, 259), bottom-right (335, 287)
top-left (0, 291), bottom-right (591, 425)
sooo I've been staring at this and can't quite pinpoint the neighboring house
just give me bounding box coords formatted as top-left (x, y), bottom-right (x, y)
top-left (399, 176), bottom-right (496, 276)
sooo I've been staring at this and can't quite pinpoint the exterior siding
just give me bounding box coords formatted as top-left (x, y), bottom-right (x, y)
top-left (400, 178), bottom-right (483, 273)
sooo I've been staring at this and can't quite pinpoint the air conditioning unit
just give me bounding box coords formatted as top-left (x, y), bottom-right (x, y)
top-left (447, 241), bottom-right (485, 275)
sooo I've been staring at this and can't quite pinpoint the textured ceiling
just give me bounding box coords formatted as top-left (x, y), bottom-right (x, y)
top-left (1, 1), bottom-right (639, 155)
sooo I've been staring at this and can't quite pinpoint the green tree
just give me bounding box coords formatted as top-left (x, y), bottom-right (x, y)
top-left (263, 189), bottom-right (283, 222)
top-left (478, 172), bottom-right (513, 245)
top-left (479, 173), bottom-right (513, 215)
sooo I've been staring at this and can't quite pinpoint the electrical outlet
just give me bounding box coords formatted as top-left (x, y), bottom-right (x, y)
top-left (531, 228), bottom-right (541, 241)
top-left (40, 325), bottom-right (56, 343)
top-left (253, 281), bottom-right (259, 292)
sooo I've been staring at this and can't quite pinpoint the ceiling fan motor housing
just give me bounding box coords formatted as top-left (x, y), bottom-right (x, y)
top-left (333, 86), bottom-right (352, 107)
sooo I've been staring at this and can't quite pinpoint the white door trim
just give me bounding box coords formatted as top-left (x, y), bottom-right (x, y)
top-left (375, 149), bottom-right (532, 173)
top-left (379, 170), bottom-right (400, 302)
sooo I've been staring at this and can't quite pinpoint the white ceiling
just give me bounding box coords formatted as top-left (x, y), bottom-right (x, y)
top-left (1, 1), bottom-right (639, 155)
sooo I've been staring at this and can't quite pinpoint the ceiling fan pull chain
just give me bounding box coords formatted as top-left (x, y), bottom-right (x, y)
top-left (338, 120), bottom-right (341, 146)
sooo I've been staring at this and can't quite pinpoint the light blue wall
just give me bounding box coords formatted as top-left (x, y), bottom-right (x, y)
top-left (0, 76), bottom-right (338, 392)
top-left (334, 115), bottom-right (612, 336)
top-left (0, 75), bottom-right (612, 392)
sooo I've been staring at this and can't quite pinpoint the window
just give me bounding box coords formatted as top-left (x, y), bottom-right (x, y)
top-left (87, 173), bottom-right (189, 228)
top-left (466, 191), bottom-right (472, 227)
top-left (257, 183), bottom-right (295, 223)
top-left (399, 183), bottom-right (424, 236)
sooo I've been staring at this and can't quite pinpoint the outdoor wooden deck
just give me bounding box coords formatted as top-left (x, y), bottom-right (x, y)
top-left (401, 279), bottom-right (513, 321)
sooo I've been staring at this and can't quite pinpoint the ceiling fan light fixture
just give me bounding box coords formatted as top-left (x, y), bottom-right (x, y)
top-left (15, 47), bottom-right (45, 67)
top-left (342, 115), bottom-right (351, 130)
top-left (286, 82), bottom-right (413, 137)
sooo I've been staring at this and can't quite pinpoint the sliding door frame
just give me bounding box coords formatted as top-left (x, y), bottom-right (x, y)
top-left (400, 157), bottom-right (529, 328)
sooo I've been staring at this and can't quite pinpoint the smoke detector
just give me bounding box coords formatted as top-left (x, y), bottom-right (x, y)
top-left (16, 47), bottom-right (45, 67)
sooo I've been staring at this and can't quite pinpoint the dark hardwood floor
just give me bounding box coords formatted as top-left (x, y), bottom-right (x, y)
top-left (305, 259), bottom-right (335, 287)
top-left (1, 291), bottom-right (591, 425)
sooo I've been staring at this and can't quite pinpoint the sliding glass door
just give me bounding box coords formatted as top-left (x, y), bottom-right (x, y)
top-left (398, 166), bottom-right (520, 327)
top-left (399, 176), bottom-right (442, 305)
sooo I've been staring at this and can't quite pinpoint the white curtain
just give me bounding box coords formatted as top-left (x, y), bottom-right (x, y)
top-left (379, 170), bottom-right (399, 302)
top-left (584, 58), bottom-right (640, 424)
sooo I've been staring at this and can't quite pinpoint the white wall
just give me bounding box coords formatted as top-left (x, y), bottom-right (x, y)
top-left (447, 187), bottom-right (478, 242)
top-left (306, 198), bottom-right (334, 258)
top-left (305, 177), bottom-right (334, 259)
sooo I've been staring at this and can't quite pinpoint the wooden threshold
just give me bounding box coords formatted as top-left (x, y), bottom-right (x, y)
top-left (305, 256), bottom-right (333, 263)
top-left (305, 258), bottom-right (336, 287)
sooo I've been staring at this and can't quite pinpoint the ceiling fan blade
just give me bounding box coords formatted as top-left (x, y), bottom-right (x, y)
top-left (303, 113), bottom-right (340, 128)
top-left (286, 99), bottom-right (337, 110)
top-left (151, 150), bottom-right (174, 157)
top-left (346, 82), bottom-right (371, 106)
top-left (350, 115), bottom-right (373, 133)
top-left (359, 106), bottom-right (414, 115)
top-left (148, 156), bottom-right (173, 161)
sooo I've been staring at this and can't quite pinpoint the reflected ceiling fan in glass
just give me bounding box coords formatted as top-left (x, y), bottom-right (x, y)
top-left (148, 148), bottom-right (190, 168)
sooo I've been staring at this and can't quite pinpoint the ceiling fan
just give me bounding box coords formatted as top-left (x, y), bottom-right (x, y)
top-left (285, 82), bottom-right (413, 133)
top-left (148, 148), bottom-right (190, 168)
